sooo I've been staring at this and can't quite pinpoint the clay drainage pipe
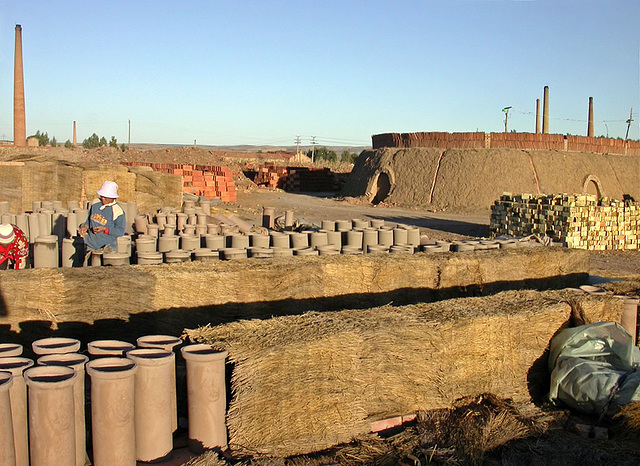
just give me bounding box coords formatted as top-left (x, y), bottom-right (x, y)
top-left (0, 357), bottom-right (34, 466)
top-left (24, 365), bottom-right (77, 466)
top-left (126, 348), bottom-right (175, 462)
top-left (181, 344), bottom-right (228, 453)
top-left (87, 340), bottom-right (135, 358)
top-left (136, 335), bottom-right (183, 433)
top-left (0, 372), bottom-right (16, 465)
top-left (37, 353), bottom-right (89, 466)
top-left (0, 343), bottom-right (23, 358)
top-left (86, 357), bottom-right (137, 466)
top-left (32, 337), bottom-right (81, 356)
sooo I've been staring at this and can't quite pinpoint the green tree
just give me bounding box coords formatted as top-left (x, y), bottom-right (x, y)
top-left (99, 136), bottom-right (107, 147)
top-left (341, 150), bottom-right (357, 163)
top-left (120, 143), bottom-right (127, 152)
top-left (308, 147), bottom-right (337, 162)
top-left (83, 133), bottom-right (100, 149)
top-left (51, 137), bottom-right (57, 147)
top-left (29, 130), bottom-right (50, 146)
top-left (64, 139), bottom-right (73, 148)
top-left (109, 136), bottom-right (118, 148)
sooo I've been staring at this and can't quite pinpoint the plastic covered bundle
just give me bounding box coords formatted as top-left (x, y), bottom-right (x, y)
top-left (548, 321), bottom-right (640, 415)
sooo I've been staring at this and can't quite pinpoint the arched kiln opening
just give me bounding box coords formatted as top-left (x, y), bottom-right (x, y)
top-left (371, 171), bottom-right (392, 205)
top-left (582, 175), bottom-right (603, 200)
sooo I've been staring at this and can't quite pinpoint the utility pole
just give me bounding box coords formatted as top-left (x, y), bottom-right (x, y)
top-left (295, 135), bottom-right (301, 155)
top-left (310, 136), bottom-right (317, 163)
top-left (502, 107), bottom-right (512, 133)
top-left (625, 108), bottom-right (634, 141)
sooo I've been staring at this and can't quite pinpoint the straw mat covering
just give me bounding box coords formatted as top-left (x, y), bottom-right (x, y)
top-left (0, 248), bottom-right (588, 331)
top-left (0, 161), bottom-right (180, 213)
top-left (185, 290), bottom-right (623, 457)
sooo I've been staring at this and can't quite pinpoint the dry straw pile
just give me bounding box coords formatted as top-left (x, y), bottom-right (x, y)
top-left (185, 289), bottom-right (623, 457)
top-left (0, 248), bottom-right (588, 331)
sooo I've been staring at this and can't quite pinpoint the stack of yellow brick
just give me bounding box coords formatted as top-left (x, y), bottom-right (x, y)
top-left (490, 193), bottom-right (640, 250)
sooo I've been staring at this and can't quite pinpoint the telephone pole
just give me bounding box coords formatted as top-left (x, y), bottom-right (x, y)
top-left (295, 135), bottom-right (301, 155)
top-left (310, 136), bottom-right (317, 163)
top-left (625, 108), bottom-right (634, 141)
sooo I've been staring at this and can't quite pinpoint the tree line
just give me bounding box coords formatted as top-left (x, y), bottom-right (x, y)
top-left (306, 147), bottom-right (359, 163)
top-left (28, 130), bottom-right (127, 151)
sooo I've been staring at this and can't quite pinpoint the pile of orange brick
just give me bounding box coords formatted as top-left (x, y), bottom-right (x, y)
top-left (253, 163), bottom-right (337, 192)
top-left (122, 162), bottom-right (237, 202)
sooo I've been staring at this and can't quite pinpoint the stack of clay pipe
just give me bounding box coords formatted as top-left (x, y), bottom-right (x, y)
top-left (0, 199), bottom-right (138, 269)
top-left (0, 335), bottom-right (227, 465)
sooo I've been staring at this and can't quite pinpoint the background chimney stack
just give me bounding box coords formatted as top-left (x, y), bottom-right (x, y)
top-left (13, 24), bottom-right (26, 147)
top-left (587, 97), bottom-right (594, 137)
top-left (542, 86), bottom-right (549, 134)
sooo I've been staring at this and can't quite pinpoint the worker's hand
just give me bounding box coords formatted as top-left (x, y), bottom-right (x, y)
top-left (92, 226), bottom-right (107, 234)
top-left (78, 224), bottom-right (88, 236)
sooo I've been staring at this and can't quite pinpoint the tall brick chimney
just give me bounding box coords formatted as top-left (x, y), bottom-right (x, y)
top-left (535, 99), bottom-right (541, 134)
top-left (587, 97), bottom-right (594, 137)
top-left (13, 24), bottom-right (26, 147)
top-left (542, 86), bottom-right (549, 134)
top-left (73, 121), bottom-right (77, 146)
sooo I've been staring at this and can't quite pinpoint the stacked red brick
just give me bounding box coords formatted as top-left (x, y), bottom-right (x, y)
top-left (253, 164), bottom-right (337, 192)
top-left (372, 131), bottom-right (640, 155)
top-left (121, 162), bottom-right (237, 202)
top-left (490, 132), bottom-right (565, 150)
top-left (253, 163), bottom-right (289, 188)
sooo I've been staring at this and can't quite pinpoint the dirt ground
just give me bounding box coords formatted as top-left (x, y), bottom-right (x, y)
top-left (1, 144), bottom-right (636, 280)
top-left (3, 146), bottom-right (640, 465)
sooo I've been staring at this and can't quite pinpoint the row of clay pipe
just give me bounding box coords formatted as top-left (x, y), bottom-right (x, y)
top-left (0, 200), bottom-right (139, 244)
top-left (25, 201), bottom-right (543, 268)
top-left (0, 335), bottom-right (227, 465)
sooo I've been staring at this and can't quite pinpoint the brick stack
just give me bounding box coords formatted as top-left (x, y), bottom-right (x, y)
top-left (253, 163), bottom-right (288, 188)
top-left (253, 164), bottom-right (338, 192)
top-left (372, 131), bottom-right (640, 155)
top-left (490, 193), bottom-right (640, 250)
top-left (121, 162), bottom-right (237, 202)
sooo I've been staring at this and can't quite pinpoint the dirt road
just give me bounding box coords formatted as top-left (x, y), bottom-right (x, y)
top-left (229, 189), bottom-right (491, 241)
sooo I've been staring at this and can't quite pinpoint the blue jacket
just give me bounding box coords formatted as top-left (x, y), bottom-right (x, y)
top-left (82, 201), bottom-right (126, 250)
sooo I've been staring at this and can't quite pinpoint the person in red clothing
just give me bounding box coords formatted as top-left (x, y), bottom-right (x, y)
top-left (0, 223), bottom-right (29, 269)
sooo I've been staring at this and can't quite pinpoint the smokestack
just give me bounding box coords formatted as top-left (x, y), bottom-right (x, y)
top-left (535, 99), bottom-right (541, 134)
top-left (542, 86), bottom-right (549, 134)
top-left (13, 24), bottom-right (26, 147)
top-left (73, 121), bottom-right (77, 146)
top-left (587, 97), bottom-right (594, 137)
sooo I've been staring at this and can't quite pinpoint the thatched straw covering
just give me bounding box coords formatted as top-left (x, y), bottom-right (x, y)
top-left (0, 248), bottom-right (588, 331)
top-left (184, 289), bottom-right (623, 457)
top-left (0, 161), bottom-right (181, 213)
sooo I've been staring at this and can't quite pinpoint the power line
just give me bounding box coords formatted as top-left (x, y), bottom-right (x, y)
top-left (511, 107), bottom-right (632, 124)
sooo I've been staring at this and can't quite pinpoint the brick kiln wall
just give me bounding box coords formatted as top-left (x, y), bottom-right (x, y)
top-left (343, 147), bottom-right (640, 211)
top-left (372, 131), bottom-right (640, 156)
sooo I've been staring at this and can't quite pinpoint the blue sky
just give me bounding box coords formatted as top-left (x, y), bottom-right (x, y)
top-left (0, 0), bottom-right (638, 146)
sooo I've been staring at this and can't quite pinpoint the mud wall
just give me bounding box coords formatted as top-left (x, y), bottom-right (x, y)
top-left (343, 147), bottom-right (640, 211)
